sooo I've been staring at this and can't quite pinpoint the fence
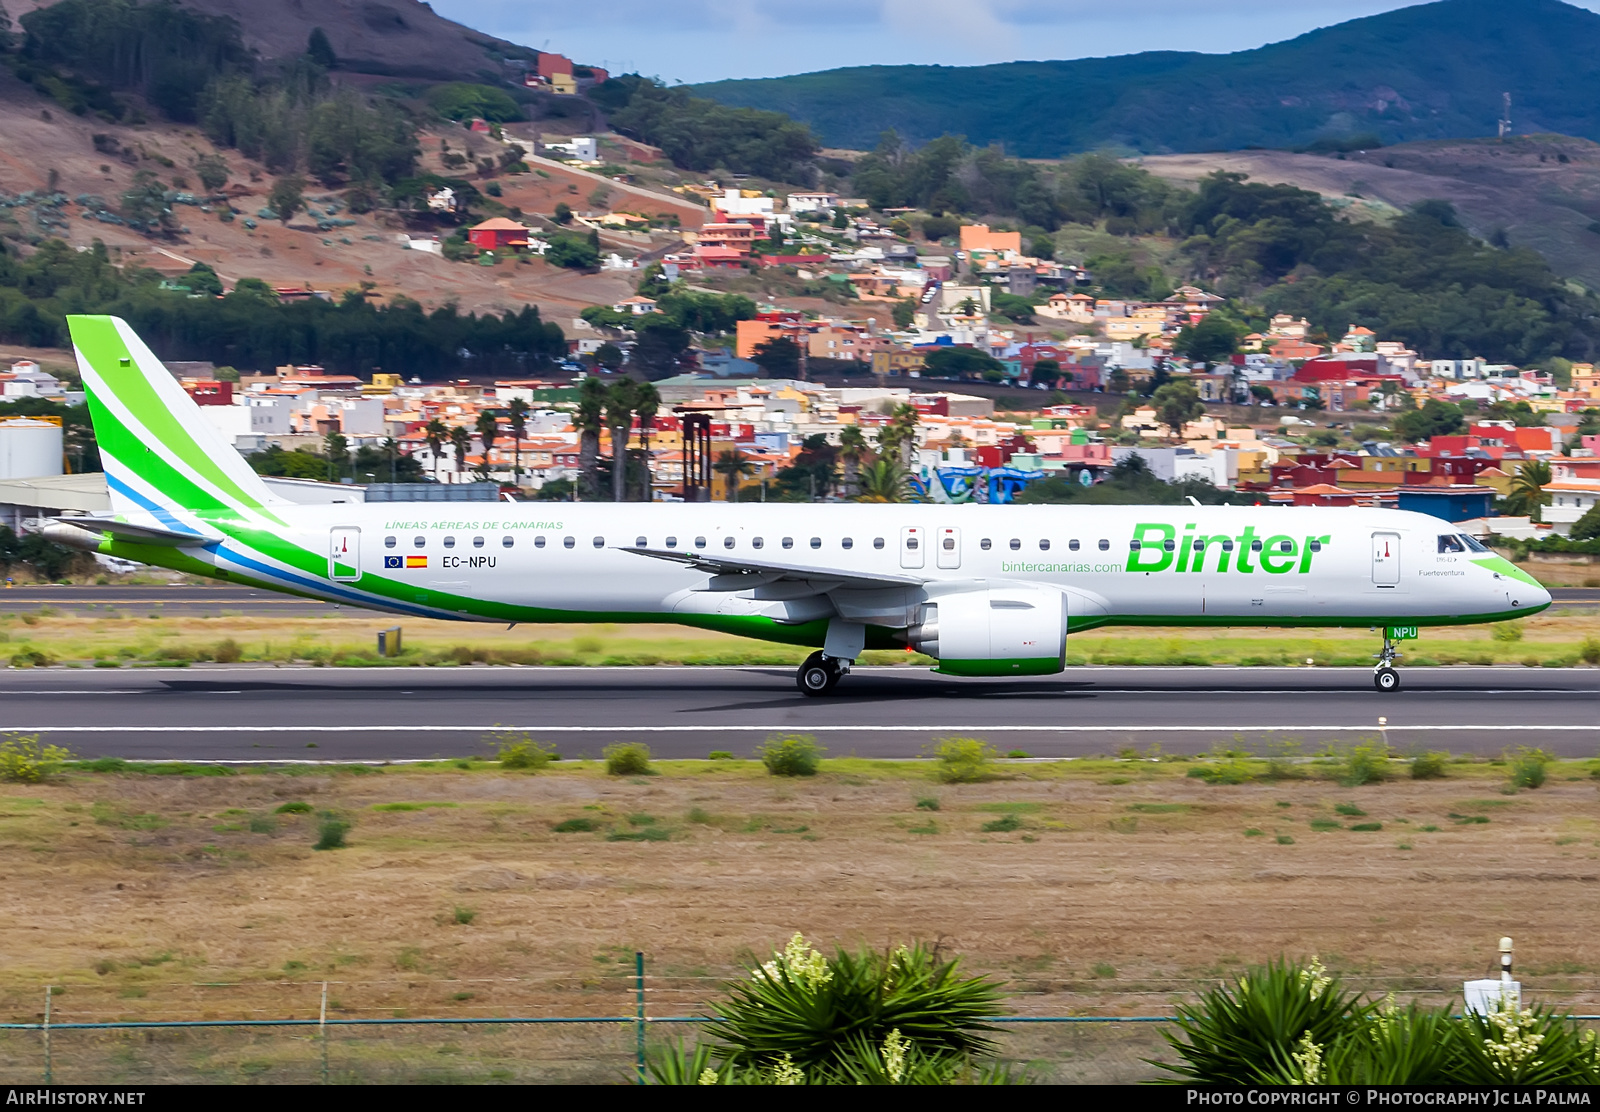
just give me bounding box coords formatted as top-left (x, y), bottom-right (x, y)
top-left (2, 960), bottom-right (1595, 1085)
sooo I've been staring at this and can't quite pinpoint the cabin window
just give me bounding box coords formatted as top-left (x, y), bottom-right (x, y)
top-left (563, 536), bottom-right (575, 549)
top-left (1039, 539), bottom-right (1051, 551)
top-left (472, 536), bottom-right (485, 549)
top-left (509, 536), bottom-right (520, 549)
top-left (695, 536), bottom-right (706, 548)
top-left (1458, 535), bottom-right (1486, 553)
top-left (1251, 539), bottom-right (1263, 552)
top-left (443, 536), bottom-right (456, 549)
top-left (1309, 540), bottom-right (1323, 552)
top-left (1163, 539), bottom-right (1175, 552)
top-left (1277, 540), bottom-right (1293, 553)
top-left (810, 537), bottom-right (822, 549)
top-left (636, 536), bottom-right (647, 548)
top-left (981, 538), bottom-right (992, 551)
top-left (666, 536), bottom-right (677, 549)
top-left (593, 536), bottom-right (605, 548)
top-left (752, 537), bottom-right (764, 549)
top-left (413, 536), bottom-right (426, 548)
top-left (905, 537), bottom-right (918, 550)
top-left (874, 537), bottom-right (885, 550)
top-left (945, 536), bottom-right (957, 550)
top-left (1222, 540), bottom-right (1235, 552)
top-left (1098, 539), bottom-right (1109, 551)
top-left (1068, 539), bottom-right (1079, 551)
top-left (1437, 534), bottom-right (1466, 554)
top-left (384, 536), bottom-right (396, 549)
top-left (842, 537), bottom-right (853, 549)
top-left (724, 536), bottom-right (736, 549)
top-left (1130, 540), bottom-right (1142, 551)
top-left (1193, 539), bottom-right (1205, 550)
top-left (782, 537), bottom-right (793, 549)
top-left (1007, 538), bottom-right (1019, 551)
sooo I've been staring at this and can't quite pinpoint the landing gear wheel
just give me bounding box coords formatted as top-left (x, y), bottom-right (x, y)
top-left (797, 651), bottom-right (841, 697)
top-left (1374, 666), bottom-right (1400, 693)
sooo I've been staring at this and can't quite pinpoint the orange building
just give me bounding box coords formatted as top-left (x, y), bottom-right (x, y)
top-left (959, 224), bottom-right (1022, 255)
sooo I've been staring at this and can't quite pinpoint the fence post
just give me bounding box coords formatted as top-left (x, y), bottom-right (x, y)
top-left (42, 986), bottom-right (51, 1084)
top-left (319, 981), bottom-right (329, 1084)
top-left (634, 952), bottom-right (646, 1085)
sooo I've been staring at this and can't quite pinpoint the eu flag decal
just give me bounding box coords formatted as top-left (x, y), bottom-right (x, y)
top-left (384, 556), bottom-right (402, 569)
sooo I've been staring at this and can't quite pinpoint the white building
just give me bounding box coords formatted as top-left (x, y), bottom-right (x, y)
top-left (542, 137), bottom-right (598, 161)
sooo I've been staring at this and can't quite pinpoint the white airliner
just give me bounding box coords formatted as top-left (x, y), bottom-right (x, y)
top-left (44, 315), bottom-right (1552, 695)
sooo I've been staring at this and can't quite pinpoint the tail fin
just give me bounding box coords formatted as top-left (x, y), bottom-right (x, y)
top-left (67, 315), bottom-right (285, 517)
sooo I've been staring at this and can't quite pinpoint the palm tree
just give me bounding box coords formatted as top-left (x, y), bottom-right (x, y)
top-left (876, 403), bottom-right (920, 469)
top-left (450, 424), bottom-right (471, 479)
top-left (576, 377), bottom-right (607, 500)
top-left (1508, 459), bottom-right (1553, 522)
top-left (838, 424), bottom-right (868, 499)
top-left (507, 397), bottom-right (529, 487)
top-left (475, 410), bottom-right (499, 482)
top-left (630, 381), bottom-right (661, 501)
top-left (855, 458), bottom-right (909, 503)
top-left (713, 449), bottom-right (754, 503)
top-left (424, 417), bottom-right (448, 482)
top-left (604, 379), bottom-right (637, 503)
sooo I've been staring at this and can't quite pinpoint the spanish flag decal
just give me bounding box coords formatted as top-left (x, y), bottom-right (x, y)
top-left (406, 556), bottom-right (427, 568)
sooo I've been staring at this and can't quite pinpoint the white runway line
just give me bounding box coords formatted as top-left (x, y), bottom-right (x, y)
top-left (5, 724), bottom-right (1596, 733)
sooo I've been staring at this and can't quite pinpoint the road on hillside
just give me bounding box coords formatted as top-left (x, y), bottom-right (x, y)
top-left (1, 665), bottom-right (1595, 762)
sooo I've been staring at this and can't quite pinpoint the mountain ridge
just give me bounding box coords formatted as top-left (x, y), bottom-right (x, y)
top-left (694, 0), bottom-right (1600, 157)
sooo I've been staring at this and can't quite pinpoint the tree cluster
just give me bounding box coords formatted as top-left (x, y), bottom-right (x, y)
top-left (591, 75), bottom-right (819, 183)
top-left (0, 240), bottom-right (566, 378)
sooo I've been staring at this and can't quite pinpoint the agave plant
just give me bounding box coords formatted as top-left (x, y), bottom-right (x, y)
top-left (1155, 957), bottom-right (1371, 1084)
top-left (1451, 997), bottom-right (1600, 1085)
top-left (709, 934), bottom-right (1005, 1076)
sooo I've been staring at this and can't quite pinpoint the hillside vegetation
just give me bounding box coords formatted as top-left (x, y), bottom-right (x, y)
top-left (696, 0), bottom-right (1600, 156)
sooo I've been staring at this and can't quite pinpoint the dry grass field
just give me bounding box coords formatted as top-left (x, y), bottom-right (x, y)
top-left (2, 752), bottom-right (1598, 1081)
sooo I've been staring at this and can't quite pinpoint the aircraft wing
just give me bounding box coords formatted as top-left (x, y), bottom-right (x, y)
top-left (46, 516), bottom-right (213, 548)
top-left (620, 546), bottom-right (927, 591)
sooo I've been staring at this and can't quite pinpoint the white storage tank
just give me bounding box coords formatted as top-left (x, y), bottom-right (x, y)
top-left (0, 418), bottom-right (64, 479)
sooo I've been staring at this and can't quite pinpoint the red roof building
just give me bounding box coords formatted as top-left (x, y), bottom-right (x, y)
top-left (467, 218), bottom-right (530, 251)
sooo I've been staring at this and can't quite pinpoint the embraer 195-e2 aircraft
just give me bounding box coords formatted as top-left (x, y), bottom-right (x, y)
top-left (44, 316), bottom-right (1552, 695)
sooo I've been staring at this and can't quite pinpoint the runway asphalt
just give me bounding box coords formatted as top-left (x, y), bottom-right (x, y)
top-left (1, 584), bottom-right (1596, 617)
top-left (1, 664), bottom-right (1595, 761)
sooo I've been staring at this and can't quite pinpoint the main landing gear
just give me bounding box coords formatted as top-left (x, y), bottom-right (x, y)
top-left (1373, 631), bottom-right (1402, 693)
top-left (797, 651), bottom-right (850, 696)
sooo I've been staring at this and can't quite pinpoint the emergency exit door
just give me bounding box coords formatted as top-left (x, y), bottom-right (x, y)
top-left (1371, 531), bottom-right (1400, 587)
top-left (329, 527), bottom-right (361, 582)
top-left (936, 526), bottom-right (961, 569)
top-left (900, 526), bottom-right (925, 569)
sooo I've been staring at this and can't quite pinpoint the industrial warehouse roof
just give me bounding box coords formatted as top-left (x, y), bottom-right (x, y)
top-left (0, 473), bottom-right (366, 512)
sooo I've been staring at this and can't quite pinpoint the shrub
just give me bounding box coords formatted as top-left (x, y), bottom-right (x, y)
top-left (915, 796), bottom-right (940, 811)
top-left (1186, 760), bottom-right (1256, 785)
top-left (1507, 746), bottom-right (1552, 790)
top-left (1157, 957), bottom-right (1369, 1083)
top-left (1581, 636), bottom-right (1600, 665)
top-left (452, 906), bottom-right (476, 925)
top-left (274, 801), bottom-right (312, 814)
top-left (756, 734), bottom-right (824, 776)
top-left (214, 638), bottom-right (243, 663)
top-left (930, 737), bottom-right (998, 783)
top-left (1339, 743), bottom-right (1390, 786)
top-left (706, 935), bottom-right (1005, 1078)
top-left (552, 817), bottom-right (600, 833)
top-left (604, 743), bottom-right (653, 776)
top-left (489, 729), bottom-right (555, 771)
top-left (1491, 622), bottom-right (1524, 642)
top-left (0, 734), bottom-right (72, 783)
top-left (707, 750), bottom-right (735, 760)
top-left (314, 814), bottom-right (349, 850)
top-left (981, 814), bottom-right (1022, 833)
top-left (1410, 751), bottom-right (1449, 780)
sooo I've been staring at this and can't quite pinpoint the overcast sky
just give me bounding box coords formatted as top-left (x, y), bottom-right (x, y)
top-left (429, 0), bottom-right (1600, 85)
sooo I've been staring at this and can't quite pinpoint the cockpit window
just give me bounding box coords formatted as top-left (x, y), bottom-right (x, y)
top-left (1437, 534), bottom-right (1466, 554)
top-left (1459, 534), bottom-right (1490, 553)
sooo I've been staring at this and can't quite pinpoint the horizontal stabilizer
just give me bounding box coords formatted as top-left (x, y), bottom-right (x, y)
top-left (622, 545), bottom-right (927, 591)
top-left (44, 517), bottom-right (212, 549)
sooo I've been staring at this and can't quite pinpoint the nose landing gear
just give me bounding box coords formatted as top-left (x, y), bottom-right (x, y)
top-left (797, 650), bottom-right (850, 696)
top-left (1373, 631), bottom-right (1402, 692)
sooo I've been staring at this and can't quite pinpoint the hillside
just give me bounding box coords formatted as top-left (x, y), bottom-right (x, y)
top-left (8, 0), bottom-right (535, 82)
top-left (695, 0), bottom-right (1600, 157)
top-left (1137, 134), bottom-right (1600, 291)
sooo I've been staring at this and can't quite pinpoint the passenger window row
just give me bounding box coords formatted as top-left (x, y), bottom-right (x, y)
top-left (980, 538), bottom-right (1110, 552)
top-left (385, 535), bottom-right (516, 549)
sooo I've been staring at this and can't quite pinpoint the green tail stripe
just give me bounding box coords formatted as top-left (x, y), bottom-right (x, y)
top-left (89, 403), bottom-right (231, 514)
top-left (73, 316), bottom-right (264, 511)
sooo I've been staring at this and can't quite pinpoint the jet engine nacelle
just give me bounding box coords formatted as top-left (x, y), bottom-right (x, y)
top-left (907, 585), bottom-right (1068, 677)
